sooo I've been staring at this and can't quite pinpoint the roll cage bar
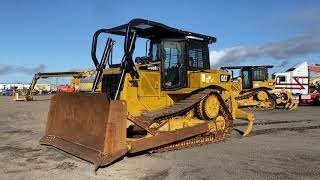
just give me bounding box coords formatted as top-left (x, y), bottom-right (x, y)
top-left (221, 65), bottom-right (274, 70)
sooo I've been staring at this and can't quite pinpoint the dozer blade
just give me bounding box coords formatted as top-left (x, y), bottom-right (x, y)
top-left (40, 92), bottom-right (128, 169)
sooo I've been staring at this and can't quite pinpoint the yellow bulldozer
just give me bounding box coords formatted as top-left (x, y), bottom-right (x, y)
top-left (40, 19), bottom-right (255, 170)
top-left (221, 65), bottom-right (299, 110)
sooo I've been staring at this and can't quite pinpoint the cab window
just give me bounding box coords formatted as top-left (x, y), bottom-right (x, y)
top-left (276, 76), bottom-right (286, 83)
top-left (253, 68), bottom-right (267, 81)
top-left (187, 41), bottom-right (209, 70)
top-left (163, 41), bottom-right (182, 88)
top-left (150, 42), bottom-right (159, 61)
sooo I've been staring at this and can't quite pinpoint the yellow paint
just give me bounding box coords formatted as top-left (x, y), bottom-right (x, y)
top-left (111, 65), bottom-right (232, 117)
top-left (91, 62), bottom-right (254, 136)
top-left (231, 77), bottom-right (298, 110)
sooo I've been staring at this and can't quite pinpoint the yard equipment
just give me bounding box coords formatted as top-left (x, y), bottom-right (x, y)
top-left (273, 62), bottom-right (320, 105)
top-left (221, 66), bottom-right (298, 110)
top-left (13, 71), bottom-right (92, 101)
top-left (70, 70), bottom-right (96, 92)
top-left (40, 19), bottom-right (255, 170)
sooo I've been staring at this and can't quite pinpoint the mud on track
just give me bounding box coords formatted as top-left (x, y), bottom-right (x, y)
top-left (0, 95), bottom-right (319, 180)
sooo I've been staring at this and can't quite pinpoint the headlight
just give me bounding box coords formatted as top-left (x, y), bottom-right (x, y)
top-left (268, 82), bottom-right (274, 86)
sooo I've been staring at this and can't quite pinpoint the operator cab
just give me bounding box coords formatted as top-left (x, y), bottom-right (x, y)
top-left (221, 65), bottom-right (273, 89)
top-left (102, 19), bottom-right (215, 91)
top-left (140, 38), bottom-right (210, 89)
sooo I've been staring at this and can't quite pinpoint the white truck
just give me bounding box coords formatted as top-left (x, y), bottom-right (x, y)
top-left (272, 61), bottom-right (320, 104)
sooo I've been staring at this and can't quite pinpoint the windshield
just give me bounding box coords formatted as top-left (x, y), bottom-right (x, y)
top-left (253, 68), bottom-right (268, 81)
top-left (150, 42), bottom-right (160, 61)
top-left (286, 68), bottom-right (296, 72)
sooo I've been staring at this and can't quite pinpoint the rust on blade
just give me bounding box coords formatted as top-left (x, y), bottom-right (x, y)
top-left (101, 100), bottom-right (128, 166)
top-left (40, 92), bottom-right (128, 167)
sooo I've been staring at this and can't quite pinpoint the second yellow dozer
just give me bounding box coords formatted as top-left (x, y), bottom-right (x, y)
top-left (221, 66), bottom-right (299, 110)
top-left (40, 19), bottom-right (255, 170)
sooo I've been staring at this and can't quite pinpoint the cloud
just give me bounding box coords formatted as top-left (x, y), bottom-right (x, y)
top-left (210, 7), bottom-right (320, 68)
top-left (293, 7), bottom-right (320, 32)
top-left (0, 64), bottom-right (45, 75)
top-left (0, 64), bottom-right (13, 75)
top-left (16, 64), bottom-right (45, 74)
top-left (210, 34), bottom-right (320, 67)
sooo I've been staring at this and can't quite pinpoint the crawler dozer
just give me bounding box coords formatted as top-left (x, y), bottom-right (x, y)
top-left (40, 19), bottom-right (255, 170)
top-left (13, 71), bottom-right (92, 101)
top-left (221, 66), bottom-right (299, 110)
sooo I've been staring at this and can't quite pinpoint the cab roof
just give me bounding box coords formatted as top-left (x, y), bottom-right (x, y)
top-left (221, 65), bottom-right (274, 70)
top-left (105, 18), bottom-right (216, 44)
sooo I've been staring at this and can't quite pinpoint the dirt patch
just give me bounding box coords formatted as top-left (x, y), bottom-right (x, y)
top-left (144, 168), bottom-right (170, 180)
top-left (55, 162), bottom-right (77, 170)
top-left (2, 129), bottom-right (34, 134)
top-left (235, 119), bottom-right (314, 127)
top-left (249, 125), bottom-right (320, 136)
top-left (247, 168), bottom-right (290, 179)
top-left (5, 169), bottom-right (26, 174)
top-left (0, 146), bottom-right (42, 155)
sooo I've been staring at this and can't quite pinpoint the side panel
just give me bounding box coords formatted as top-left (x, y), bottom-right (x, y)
top-left (189, 70), bottom-right (231, 90)
top-left (252, 79), bottom-right (275, 90)
top-left (120, 71), bottom-right (171, 116)
top-left (138, 71), bottom-right (160, 96)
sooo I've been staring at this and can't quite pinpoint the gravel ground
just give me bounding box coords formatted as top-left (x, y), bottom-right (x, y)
top-left (0, 95), bottom-right (319, 180)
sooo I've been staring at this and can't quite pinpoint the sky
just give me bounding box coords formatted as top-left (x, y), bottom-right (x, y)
top-left (0, 0), bottom-right (320, 83)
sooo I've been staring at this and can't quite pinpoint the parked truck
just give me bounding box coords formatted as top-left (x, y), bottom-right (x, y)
top-left (272, 61), bottom-right (320, 104)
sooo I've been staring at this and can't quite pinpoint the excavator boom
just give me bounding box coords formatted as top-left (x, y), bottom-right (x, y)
top-left (13, 71), bottom-right (92, 101)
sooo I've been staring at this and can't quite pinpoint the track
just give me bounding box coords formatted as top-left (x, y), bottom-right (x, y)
top-left (138, 89), bottom-right (234, 152)
top-left (236, 88), bottom-right (275, 110)
top-left (154, 98), bottom-right (233, 152)
top-left (235, 89), bottom-right (260, 101)
top-left (140, 89), bottom-right (217, 123)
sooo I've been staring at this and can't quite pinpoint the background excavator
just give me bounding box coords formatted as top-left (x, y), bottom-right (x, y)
top-left (13, 71), bottom-right (93, 101)
top-left (221, 65), bottom-right (298, 110)
top-left (70, 71), bottom-right (96, 92)
top-left (40, 19), bottom-right (255, 171)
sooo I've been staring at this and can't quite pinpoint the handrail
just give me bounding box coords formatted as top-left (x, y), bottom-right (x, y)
top-left (91, 29), bottom-right (109, 68)
top-left (91, 38), bottom-right (114, 92)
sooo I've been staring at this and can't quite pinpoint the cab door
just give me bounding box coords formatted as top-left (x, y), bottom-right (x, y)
top-left (161, 40), bottom-right (187, 90)
top-left (242, 68), bottom-right (253, 89)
